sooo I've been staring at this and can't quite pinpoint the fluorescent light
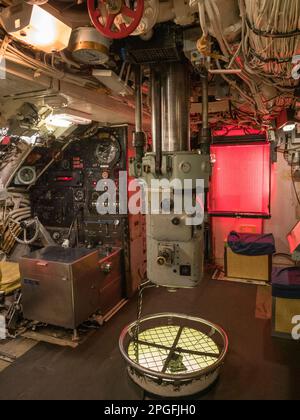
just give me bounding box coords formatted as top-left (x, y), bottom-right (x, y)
top-left (0, 3), bottom-right (72, 53)
top-left (20, 134), bottom-right (39, 144)
top-left (45, 113), bottom-right (92, 128)
top-left (283, 123), bottom-right (296, 133)
top-left (45, 115), bottom-right (73, 128)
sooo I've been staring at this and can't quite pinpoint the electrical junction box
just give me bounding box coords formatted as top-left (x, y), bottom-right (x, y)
top-left (147, 217), bottom-right (204, 289)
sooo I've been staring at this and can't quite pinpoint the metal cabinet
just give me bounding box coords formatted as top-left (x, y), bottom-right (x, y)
top-left (20, 246), bottom-right (122, 329)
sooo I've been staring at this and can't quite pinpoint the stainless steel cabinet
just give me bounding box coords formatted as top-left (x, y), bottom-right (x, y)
top-left (20, 246), bottom-right (122, 329)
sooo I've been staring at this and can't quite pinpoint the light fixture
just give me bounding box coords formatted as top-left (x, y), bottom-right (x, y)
top-left (277, 109), bottom-right (297, 133)
top-left (0, 3), bottom-right (72, 53)
top-left (45, 111), bottom-right (92, 128)
top-left (45, 115), bottom-right (73, 128)
top-left (282, 123), bottom-right (296, 133)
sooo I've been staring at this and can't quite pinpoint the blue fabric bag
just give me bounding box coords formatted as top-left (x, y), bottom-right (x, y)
top-left (228, 231), bottom-right (276, 256)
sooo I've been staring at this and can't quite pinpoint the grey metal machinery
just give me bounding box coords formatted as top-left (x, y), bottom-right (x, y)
top-left (132, 62), bottom-right (211, 289)
top-left (121, 29), bottom-right (228, 401)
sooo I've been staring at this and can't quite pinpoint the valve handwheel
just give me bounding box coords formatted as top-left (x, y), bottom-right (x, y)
top-left (87, 0), bottom-right (144, 39)
top-left (8, 217), bottom-right (40, 245)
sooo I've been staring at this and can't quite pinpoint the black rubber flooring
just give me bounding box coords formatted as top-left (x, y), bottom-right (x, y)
top-left (0, 276), bottom-right (299, 400)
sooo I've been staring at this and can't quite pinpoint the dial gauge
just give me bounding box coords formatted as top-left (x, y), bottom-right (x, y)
top-left (95, 135), bottom-right (120, 166)
top-left (17, 166), bottom-right (36, 185)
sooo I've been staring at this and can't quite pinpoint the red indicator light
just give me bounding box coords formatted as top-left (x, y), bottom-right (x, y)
top-left (56, 177), bottom-right (73, 182)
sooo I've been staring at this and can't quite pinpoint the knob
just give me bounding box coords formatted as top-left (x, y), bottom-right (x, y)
top-left (172, 217), bottom-right (180, 226)
top-left (53, 232), bottom-right (61, 241)
top-left (157, 256), bottom-right (166, 266)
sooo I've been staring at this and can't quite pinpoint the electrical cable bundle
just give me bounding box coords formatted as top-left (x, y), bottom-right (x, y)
top-left (197, 0), bottom-right (299, 126)
top-left (0, 194), bottom-right (32, 254)
top-left (242, 0), bottom-right (299, 81)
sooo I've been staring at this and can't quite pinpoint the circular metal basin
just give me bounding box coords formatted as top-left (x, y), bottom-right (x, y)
top-left (119, 313), bottom-right (229, 398)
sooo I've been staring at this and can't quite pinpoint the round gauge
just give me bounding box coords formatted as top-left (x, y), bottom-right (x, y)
top-left (17, 166), bottom-right (36, 185)
top-left (95, 135), bottom-right (121, 166)
top-left (74, 189), bottom-right (85, 202)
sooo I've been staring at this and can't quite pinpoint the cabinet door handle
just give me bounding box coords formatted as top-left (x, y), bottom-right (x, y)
top-left (36, 262), bottom-right (48, 267)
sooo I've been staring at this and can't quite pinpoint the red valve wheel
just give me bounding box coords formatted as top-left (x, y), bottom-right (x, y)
top-left (87, 0), bottom-right (145, 40)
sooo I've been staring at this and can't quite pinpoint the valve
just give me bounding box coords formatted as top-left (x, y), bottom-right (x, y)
top-left (87, 0), bottom-right (145, 40)
top-left (157, 248), bottom-right (173, 266)
top-left (8, 217), bottom-right (40, 245)
top-left (157, 256), bottom-right (166, 266)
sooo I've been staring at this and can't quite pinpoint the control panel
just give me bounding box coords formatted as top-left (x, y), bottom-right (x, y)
top-left (31, 126), bottom-right (128, 248)
top-left (28, 125), bottom-right (146, 297)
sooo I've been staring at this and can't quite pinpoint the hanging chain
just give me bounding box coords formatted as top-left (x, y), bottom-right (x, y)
top-left (133, 280), bottom-right (156, 363)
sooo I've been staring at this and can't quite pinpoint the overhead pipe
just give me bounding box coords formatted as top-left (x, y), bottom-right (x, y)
top-left (135, 66), bottom-right (143, 133)
top-left (161, 62), bottom-right (190, 152)
top-left (151, 67), bottom-right (162, 175)
top-left (133, 65), bottom-right (146, 167)
top-left (198, 71), bottom-right (211, 154)
top-left (151, 62), bottom-right (190, 174)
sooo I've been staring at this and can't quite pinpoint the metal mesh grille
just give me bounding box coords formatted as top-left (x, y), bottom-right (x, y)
top-left (128, 326), bottom-right (220, 375)
top-left (128, 48), bottom-right (180, 64)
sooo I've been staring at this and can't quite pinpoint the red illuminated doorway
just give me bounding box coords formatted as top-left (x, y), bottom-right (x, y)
top-left (209, 142), bottom-right (271, 218)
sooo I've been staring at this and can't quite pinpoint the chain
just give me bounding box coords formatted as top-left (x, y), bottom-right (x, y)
top-left (133, 280), bottom-right (156, 363)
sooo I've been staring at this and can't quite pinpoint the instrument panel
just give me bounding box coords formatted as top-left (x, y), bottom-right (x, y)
top-left (31, 126), bottom-right (128, 247)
